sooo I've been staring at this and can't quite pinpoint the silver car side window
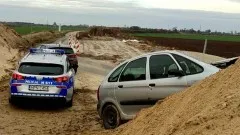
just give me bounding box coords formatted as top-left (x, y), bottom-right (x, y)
top-left (172, 54), bottom-right (204, 75)
top-left (119, 57), bottom-right (147, 82)
top-left (108, 63), bottom-right (127, 82)
top-left (150, 55), bottom-right (179, 79)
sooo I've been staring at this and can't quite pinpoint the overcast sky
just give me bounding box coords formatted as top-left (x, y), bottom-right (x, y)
top-left (0, 0), bottom-right (240, 32)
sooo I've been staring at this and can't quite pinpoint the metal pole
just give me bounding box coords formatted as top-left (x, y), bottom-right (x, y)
top-left (203, 39), bottom-right (207, 54)
top-left (58, 24), bottom-right (61, 32)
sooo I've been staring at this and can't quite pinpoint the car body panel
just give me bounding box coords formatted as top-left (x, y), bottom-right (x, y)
top-left (9, 49), bottom-right (75, 102)
top-left (39, 44), bottom-right (78, 69)
top-left (148, 77), bottom-right (188, 103)
top-left (98, 50), bottom-right (220, 121)
top-left (114, 80), bottom-right (150, 116)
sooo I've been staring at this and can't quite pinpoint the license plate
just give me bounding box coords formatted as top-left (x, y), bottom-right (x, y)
top-left (29, 85), bottom-right (49, 91)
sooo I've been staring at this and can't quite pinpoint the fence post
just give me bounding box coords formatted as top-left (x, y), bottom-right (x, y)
top-left (58, 24), bottom-right (61, 32)
top-left (203, 39), bottom-right (207, 54)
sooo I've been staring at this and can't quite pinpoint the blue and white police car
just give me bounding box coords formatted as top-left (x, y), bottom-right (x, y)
top-left (9, 48), bottom-right (75, 107)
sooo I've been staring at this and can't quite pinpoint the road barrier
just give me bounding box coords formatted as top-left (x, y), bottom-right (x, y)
top-left (68, 34), bottom-right (82, 55)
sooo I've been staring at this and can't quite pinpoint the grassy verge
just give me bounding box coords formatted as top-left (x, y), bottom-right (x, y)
top-left (132, 33), bottom-right (240, 42)
top-left (12, 25), bottom-right (88, 35)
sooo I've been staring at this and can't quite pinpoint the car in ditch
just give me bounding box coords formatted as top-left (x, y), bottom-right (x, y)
top-left (39, 44), bottom-right (79, 73)
top-left (97, 50), bottom-right (221, 129)
top-left (9, 48), bottom-right (75, 107)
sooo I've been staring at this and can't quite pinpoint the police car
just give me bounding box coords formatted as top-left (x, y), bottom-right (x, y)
top-left (9, 48), bottom-right (75, 107)
top-left (39, 44), bottom-right (79, 73)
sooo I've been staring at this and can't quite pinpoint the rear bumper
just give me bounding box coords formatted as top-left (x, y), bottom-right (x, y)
top-left (10, 93), bottom-right (66, 98)
top-left (9, 95), bottom-right (67, 103)
top-left (10, 85), bottom-right (73, 102)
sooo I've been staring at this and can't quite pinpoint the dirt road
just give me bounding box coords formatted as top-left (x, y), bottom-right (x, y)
top-left (0, 34), bottom-right (116, 135)
top-left (0, 33), bottom-right (144, 135)
top-left (0, 63), bottom-right (112, 135)
top-left (0, 32), bottom-right (225, 135)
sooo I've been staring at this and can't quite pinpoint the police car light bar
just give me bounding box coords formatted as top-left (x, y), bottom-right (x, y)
top-left (30, 48), bottom-right (65, 55)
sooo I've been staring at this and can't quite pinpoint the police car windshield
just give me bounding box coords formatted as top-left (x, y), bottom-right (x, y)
top-left (19, 63), bottom-right (64, 75)
top-left (49, 47), bottom-right (74, 54)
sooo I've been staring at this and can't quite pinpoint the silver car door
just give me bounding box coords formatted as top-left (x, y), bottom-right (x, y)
top-left (104, 62), bottom-right (128, 101)
top-left (171, 54), bottom-right (206, 86)
top-left (148, 54), bottom-right (188, 104)
top-left (114, 57), bottom-right (150, 116)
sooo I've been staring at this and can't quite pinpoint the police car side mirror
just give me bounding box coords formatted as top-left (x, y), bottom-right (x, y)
top-left (68, 65), bottom-right (74, 72)
top-left (70, 68), bottom-right (75, 74)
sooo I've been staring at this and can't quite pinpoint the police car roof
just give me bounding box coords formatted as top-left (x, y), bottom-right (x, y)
top-left (39, 44), bottom-right (71, 48)
top-left (21, 53), bottom-right (67, 65)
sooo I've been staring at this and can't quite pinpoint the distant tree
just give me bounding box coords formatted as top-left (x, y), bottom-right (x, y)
top-left (189, 28), bottom-right (196, 33)
top-left (130, 26), bottom-right (141, 31)
top-left (53, 22), bottom-right (57, 26)
top-left (205, 29), bottom-right (211, 34)
top-left (172, 27), bottom-right (178, 33)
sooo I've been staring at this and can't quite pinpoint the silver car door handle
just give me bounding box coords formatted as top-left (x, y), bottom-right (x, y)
top-left (149, 83), bottom-right (156, 87)
top-left (118, 85), bottom-right (123, 88)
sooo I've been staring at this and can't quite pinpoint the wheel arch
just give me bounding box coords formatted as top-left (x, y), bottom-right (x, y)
top-left (101, 102), bottom-right (119, 117)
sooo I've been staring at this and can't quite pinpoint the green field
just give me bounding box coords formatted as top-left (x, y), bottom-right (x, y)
top-left (132, 33), bottom-right (240, 42)
top-left (12, 25), bottom-right (88, 35)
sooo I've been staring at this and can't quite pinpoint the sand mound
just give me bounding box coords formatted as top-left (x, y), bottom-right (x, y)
top-left (23, 31), bottom-right (63, 46)
top-left (110, 60), bottom-right (240, 135)
top-left (89, 27), bottom-right (121, 37)
top-left (0, 24), bottom-right (29, 50)
top-left (76, 32), bottom-right (91, 40)
top-left (0, 24), bottom-right (31, 77)
top-left (0, 24), bottom-right (61, 79)
top-left (75, 27), bottom-right (130, 40)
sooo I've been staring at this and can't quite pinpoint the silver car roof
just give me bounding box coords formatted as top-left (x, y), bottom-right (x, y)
top-left (21, 53), bottom-right (67, 65)
top-left (121, 50), bottom-right (209, 65)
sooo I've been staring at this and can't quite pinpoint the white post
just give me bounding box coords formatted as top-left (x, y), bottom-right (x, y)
top-left (58, 24), bottom-right (61, 32)
top-left (203, 39), bottom-right (207, 54)
top-left (82, 42), bottom-right (84, 53)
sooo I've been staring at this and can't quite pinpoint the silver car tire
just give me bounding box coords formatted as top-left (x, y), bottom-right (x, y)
top-left (102, 104), bottom-right (121, 129)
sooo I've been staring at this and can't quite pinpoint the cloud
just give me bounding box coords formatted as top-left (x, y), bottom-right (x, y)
top-left (0, 4), bottom-right (239, 32)
top-left (229, 0), bottom-right (240, 2)
top-left (0, 0), bottom-right (139, 11)
top-left (0, 0), bottom-right (239, 32)
top-left (1, 0), bottom-right (240, 13)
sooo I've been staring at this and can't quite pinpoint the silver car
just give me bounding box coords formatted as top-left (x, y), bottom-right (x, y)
top-left (97, 50), bottom-right (220, 129)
